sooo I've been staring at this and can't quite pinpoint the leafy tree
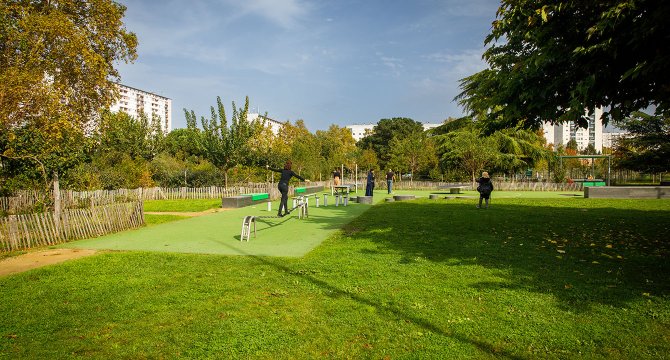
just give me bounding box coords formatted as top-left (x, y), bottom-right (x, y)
top-left (566, 139), bottom-right (579, 154)
top-left (355, 148), bottom-right (379, 174)
top-left (428, 116), bottom-right (473, 136)
top-left (150, 153), bottom-right (222, 187)
top-left (0, 0), bottom-right (137, 193)
top-left (435, 128), bottom-right (497, 183)
top-left (0, 0), bottom-right (137, 128)
top-left (315, 125), bottom-right (357, 179)
top-left (193, 96), bottom-right (261, 186)
top-left (163, 128), bottom-right (204, 161)
top-left (457, 1), bottom-right (670, 133)
top-left (388, 131), bottom-right (438, 181)
top-left (0, 120), bottom-right (92, 192)
top-left (290, 123), bottom-right (320, 178)
top-left (95, 111), bottom-right (159, 161)
top-left (614, 111), bottom-right (670, 174)
top-left (357, 118), bottom-right (424, 168)
top-left (581, 143), bottom-right (599, 155)
top-left (95, 154), bottom-right (152, 190)
top-left (246, 118), bottom-right (278, 169)
top-left (490, 127), bottom-right (549, 175)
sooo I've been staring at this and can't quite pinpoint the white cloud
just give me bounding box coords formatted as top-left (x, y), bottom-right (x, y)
top-left (376, 53), bottom-right (404, 77)
top-left (423, 48), bottom-right (488, 78)
top-left (222, 0), bottom-right (310, 29)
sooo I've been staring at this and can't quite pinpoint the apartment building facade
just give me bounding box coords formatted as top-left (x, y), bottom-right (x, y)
top-left (247, 113), bottom-right (285, 135)
top-left (110, 84), bottom-right (172, 133)
top-left (542, 108), bottom-right (604, 152)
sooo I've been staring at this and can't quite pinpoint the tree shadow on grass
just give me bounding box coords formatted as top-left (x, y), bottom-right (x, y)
top-left (351, 200), bottom-right (670, 312)
top-left (218, 241), bottom-right (525, 360)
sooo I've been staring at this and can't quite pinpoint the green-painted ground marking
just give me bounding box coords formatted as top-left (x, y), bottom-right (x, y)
top-left (60, 190), bottom-right (583, 257)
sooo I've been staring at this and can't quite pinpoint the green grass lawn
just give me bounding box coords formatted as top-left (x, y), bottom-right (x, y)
top-left (144, 198), bottom-right (222, 212)
top-left (1, 193), bottom-right (668, 358)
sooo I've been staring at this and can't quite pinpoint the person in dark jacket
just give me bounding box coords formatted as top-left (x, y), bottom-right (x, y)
top-left (476, 171), bottom-right (494, 208)
top-left (267, 161), bottom-right (307, 217)
top-left (385, 169), bottom-right (395, 194)
top-left (365, 169), bottom-right (375, 196)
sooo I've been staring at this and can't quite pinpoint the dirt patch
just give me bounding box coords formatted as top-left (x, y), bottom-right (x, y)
top-left (0, 249), bottom-right (98, 277)
top-left (0, 209), bottom-right (230, 277)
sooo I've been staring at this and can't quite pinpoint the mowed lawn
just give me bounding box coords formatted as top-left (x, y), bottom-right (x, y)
top-left (1, 193), bottom-right (668, 359)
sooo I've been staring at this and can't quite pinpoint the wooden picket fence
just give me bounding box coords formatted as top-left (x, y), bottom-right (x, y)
top-left (489, 181), bottom-right (583, 191)
top-left (0, 202), bottom-right (144, 252)
top-left (1, 180), bottom-right (583, 215)
top-left (0, 185), bottom-right (275, 214)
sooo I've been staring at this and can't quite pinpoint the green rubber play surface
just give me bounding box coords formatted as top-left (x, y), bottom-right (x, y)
top-left (60, 190), bottom-right (582, 257)
top-left (61, 193), bottom-right (386, 257)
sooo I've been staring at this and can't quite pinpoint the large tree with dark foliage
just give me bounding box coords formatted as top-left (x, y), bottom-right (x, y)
top-left (457, 0), bottom-right (670, 133)
top-left (614, 112), bottom-right (670, 174)
top-left (357, 117), bottom-right (424, 168)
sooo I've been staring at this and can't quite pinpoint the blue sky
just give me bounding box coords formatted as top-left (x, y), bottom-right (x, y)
top-left (115, 0), bottom-right (500, 131)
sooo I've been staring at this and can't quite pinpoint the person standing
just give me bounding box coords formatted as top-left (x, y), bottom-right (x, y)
top-left (385, 169), bottom-right (395, 194)
top-left (333, 168), bottom-right (341, 186)
top-left (267, 161), bottom-right (307, 217)
top-left (476, 171), bottom-right (494, 209)
top-left (365, 169), bottom-right (375, 197)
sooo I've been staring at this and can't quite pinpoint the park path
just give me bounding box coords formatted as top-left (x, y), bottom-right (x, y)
top-left (0, 208), bottom-right (228, 277)
top-left (0, 249), bottom-right (98, 277)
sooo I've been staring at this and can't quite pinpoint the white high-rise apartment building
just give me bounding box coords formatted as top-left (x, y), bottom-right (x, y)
top-left (110, 84), bottom-right (172, 133)
top-left (347, 124), bottom-right (376, 141)
top-left (602, 131), bottom-right (628, 149)
top-left (247, 113), bottom-right (285, 135)
top-left (542, 108), bottom-right (604, 152)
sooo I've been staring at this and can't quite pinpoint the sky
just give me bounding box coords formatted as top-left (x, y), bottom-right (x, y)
top-left (114, 0), bottom-right (501, 132)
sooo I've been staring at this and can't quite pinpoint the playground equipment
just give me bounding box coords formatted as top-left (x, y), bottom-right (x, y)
top-left (240, 195), bottom-right (309, 242)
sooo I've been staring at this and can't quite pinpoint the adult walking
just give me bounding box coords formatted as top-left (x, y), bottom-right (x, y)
top-left (385, 169), bottom-right (395, 194)
top-left (267, 161), bottom-right (308, 217)
top-left (476, 171), bottom-right (494, 209)
top-left (365, 169), bottom-right (375, 197)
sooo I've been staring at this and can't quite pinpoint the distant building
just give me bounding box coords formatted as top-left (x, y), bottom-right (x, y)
top-left (248, 113), bottom-right (285, 135)
top-left (602, 131), bottom-right (628, 149)
top-left (421, 123), bottom-right (442, 131)
top-left (346, 124), bottom-right (376, 142)
top-left (110, 84), bottom-right (172, 133)
top-left (542, 108), bottom-right (604, 152)
top-left (346, 122), bottom-right (443, 142)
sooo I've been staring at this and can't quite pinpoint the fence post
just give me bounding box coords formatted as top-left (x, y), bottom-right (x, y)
top-left (8, 215), bottom-right (19, 251)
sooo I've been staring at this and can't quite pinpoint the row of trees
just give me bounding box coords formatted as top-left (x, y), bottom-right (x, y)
top-left (2, 89), bottom-right (667, 193)
top-left (2, 0), bottom-right (667, 196)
